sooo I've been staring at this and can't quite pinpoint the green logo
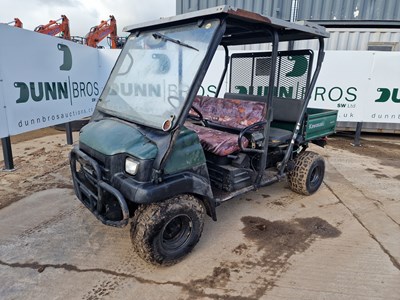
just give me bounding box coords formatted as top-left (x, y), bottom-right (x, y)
top-left (58, 43), bottom-right (72, 71)
top-left (286, 55), bottom-right (308, 77)
top-left (375, 88), bottom-right (400, 103)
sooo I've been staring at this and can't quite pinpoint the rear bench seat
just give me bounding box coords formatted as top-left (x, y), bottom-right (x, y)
top-left (224, 93), bottom-right (302, 144)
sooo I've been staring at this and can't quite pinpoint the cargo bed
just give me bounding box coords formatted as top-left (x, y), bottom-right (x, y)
top-left (304, 108), bottom-right (338, 140)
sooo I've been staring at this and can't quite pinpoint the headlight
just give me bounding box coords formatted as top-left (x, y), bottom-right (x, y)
top-left (125, 157), bottom-right (139, 175)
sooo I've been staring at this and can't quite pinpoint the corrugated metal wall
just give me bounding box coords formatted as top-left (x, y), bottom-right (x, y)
top-left (176, 0), bottom-right (400, 21)
top-left (229, 28), bottom-right (400, 52)
top-left (297, 28), bottom-right (400, 50)
top-left (297, 0), bottom-right (400, 20)
top-left (176, 0), bottom-right (293, 19)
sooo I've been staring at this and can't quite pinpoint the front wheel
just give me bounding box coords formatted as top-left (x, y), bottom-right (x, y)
top-left (287, 151), bottom-right (325, 195)
top-left (130, 195), bottom-right (205, 266)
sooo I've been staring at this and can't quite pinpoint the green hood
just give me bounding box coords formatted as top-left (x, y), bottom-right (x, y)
top-left (79, 119), bottom-right (158, 159)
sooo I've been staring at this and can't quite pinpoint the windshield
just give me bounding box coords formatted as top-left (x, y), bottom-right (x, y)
top-left (97, 19), bottom-right (220, 130)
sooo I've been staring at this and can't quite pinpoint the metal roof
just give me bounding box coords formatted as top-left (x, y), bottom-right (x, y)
top-left (123, 5), bottom-right (329, 44)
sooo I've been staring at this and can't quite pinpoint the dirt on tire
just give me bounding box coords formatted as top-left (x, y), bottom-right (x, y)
top-left (130, 194), bottom-right (205, 266)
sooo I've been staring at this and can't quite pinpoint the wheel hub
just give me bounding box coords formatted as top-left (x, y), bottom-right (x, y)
top-left (162, 215), bottom-right (192, 251)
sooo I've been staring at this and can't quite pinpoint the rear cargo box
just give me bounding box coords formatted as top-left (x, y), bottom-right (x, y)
top-left (304, 108), bottom-right (338, 140)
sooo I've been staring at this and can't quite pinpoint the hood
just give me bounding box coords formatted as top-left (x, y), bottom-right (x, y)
top-left (79, 118), bottom-right (158, 160)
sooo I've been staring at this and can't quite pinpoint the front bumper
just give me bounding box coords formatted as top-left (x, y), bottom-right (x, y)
top-left (70, 146), bottom-right (130, 227)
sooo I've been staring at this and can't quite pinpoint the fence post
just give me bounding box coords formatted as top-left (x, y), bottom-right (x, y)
top-left (1, 136), bottom-right (14, 170)
top-left (352, 122), bottom-right (363, 147)
top-left (65, 122), bottom-right (73, 145)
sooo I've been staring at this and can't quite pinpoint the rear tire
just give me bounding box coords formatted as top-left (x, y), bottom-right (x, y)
top-left (130, 195), bottom-right (205, 266)
top-left (287, 151), bottom-right (325, 195)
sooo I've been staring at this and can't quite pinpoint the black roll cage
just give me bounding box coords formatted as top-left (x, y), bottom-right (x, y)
top-left (124, 6), bottom-right (328, 187)
top-left (212, 27), bottom-right (325, 187)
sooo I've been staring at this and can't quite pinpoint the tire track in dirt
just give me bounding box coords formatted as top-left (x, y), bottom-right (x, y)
top-left (17, 206), bottom-right (84, 239)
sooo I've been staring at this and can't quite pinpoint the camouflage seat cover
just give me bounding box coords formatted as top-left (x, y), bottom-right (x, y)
top-left (192, 95), bottom-right (265, 129)
top-left (185, 122), bottom-right (249, 156)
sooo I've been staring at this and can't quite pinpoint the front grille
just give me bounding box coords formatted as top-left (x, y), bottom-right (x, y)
top-left (79, 142), bottom-right (107, 166)
top-left (78, 143), bottom-right (114, 182)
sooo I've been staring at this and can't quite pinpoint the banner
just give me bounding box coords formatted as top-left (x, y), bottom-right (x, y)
top-left (310, 51), bottom-right (400, 123)
top-left (1, 24), bottom-right (399, 139)
top-left (309, 51), bottom-right (373, 122)
top-left (0, 25), bottom-right (119, 138)
top-left (363, 52), bottom-right (400, 123)
top-left (0, 95), bottom-right (8, 138)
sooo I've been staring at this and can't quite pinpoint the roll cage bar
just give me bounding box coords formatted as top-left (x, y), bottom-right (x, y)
top-left (123, 6), bottom-right (328, 187)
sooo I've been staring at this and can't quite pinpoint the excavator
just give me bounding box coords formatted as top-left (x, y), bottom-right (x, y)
top-left (6, 18), bottom-right (23, 28)
top-left (85, 15), bottom-right (125, 49)
top-left (34, 15), bottom-right (70, 40)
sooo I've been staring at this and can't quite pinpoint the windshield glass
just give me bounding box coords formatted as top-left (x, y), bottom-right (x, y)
top-left (97, 19), bottom-right (220, 130)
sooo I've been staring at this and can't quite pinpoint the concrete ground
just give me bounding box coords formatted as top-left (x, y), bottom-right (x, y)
top-left (0, 132), bottom-right (399, 299)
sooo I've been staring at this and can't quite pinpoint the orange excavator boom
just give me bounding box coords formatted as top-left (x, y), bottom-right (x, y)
top-left (34, 15), bottom-right (70, 40)
top-left (85, 15), bottom-right (118, 48)
top-left (6, 18), bottom-right (23, 28)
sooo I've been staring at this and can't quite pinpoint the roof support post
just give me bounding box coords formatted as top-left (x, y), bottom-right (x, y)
top-left (278, 37), bottom-right (326, 175)
top-left (255, 29), bottom-right (279, 186)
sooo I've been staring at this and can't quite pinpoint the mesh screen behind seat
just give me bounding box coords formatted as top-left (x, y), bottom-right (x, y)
top-left (229, 50), bottom-right (314, 101)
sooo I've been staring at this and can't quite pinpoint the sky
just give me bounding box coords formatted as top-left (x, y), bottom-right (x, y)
top-left (1, 0), bottom-right (176, 38)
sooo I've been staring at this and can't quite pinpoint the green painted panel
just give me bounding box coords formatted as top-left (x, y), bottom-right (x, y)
top-left (80, 119), bottom-right (158, 159)
top-left (164, 126), bottom-right (206, 174)
top-left (305, 109), bottom-right (338, 140)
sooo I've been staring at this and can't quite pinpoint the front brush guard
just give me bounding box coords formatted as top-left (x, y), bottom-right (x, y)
top-left (70, 146), bottom-right (129, 227)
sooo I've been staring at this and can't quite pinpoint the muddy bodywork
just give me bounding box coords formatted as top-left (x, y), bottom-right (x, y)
top-left (70, 119), bottom-right (214, 227)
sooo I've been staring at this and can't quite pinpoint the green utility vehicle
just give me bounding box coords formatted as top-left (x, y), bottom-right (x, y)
top-left (70, 6), bottom-right (338, 265)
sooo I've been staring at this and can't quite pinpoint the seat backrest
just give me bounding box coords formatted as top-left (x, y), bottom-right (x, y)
top-left (224, 93), bottom-right (303, 123)
top-left (193, 95), bottom-right (265, 129)
top-left (272, 97), bottom-right (303, 123)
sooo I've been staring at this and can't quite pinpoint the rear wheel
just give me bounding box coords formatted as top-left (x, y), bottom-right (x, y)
top-left (130, 195), bottom-right (205, 266)
top-left (287, 151), bottom-right (325, 195)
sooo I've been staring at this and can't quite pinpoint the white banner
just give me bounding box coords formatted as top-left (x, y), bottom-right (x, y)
top-left (0, 41), bottom-right (10, 138)
top-left (310, 51), bottom-right (400, 123)
top-left (0, 24), bottom-right (119, 138)
top-left (0, 96), bottom-right (8, 138)
top-left (1, 25), bottom-right (399, 140)
top-left (309, 51), bottom-right (373, 122)
top-left (363, 52), bottom-right (400, 123)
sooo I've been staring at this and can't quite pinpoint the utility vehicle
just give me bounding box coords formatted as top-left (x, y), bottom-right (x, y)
top-left (70, 6), bottom-right (337, 265)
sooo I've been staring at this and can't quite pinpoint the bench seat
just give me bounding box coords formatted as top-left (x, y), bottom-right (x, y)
top-left (186, 95), bottom-right (294, 156)
top-left (185, 122), bottom-right (248, 156)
